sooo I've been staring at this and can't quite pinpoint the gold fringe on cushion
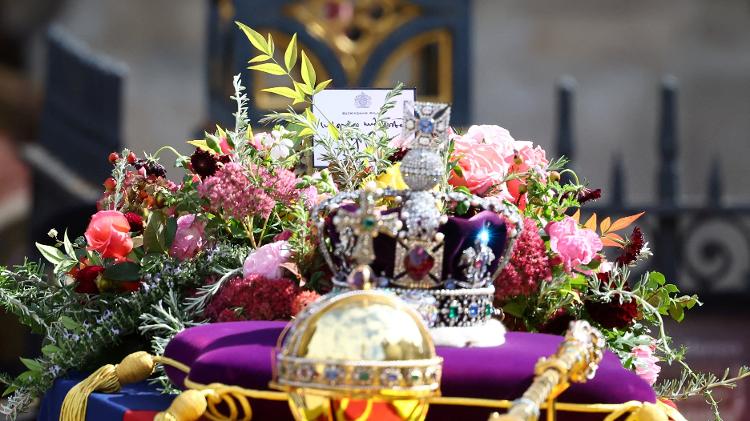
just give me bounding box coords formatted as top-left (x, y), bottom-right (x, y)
top-left (59, 352), bottom-right (188, 421)
top-left (153, 390), bottom-right (208, 421)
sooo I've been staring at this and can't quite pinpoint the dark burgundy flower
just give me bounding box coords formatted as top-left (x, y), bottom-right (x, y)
top-left (273, 230), bottom-right (293, 242)
top-left (577, 188), bottom-right (601, 204)
top-left (388, 148), bottom-right (409, 162)
top-left (124, 212), bottom-right (144, 233)
top-left (190, 149), bottom-right (219, 178)
top-left (75, 265), bottom-right (104, 294)
top-left (585, 297), bottom-right (639, 329)
top-left (134, 159), bottom-right (166, 178)
top-left (616, 227), bottom-right (644, 266)
top-left (539, 308), bottom-right (574, 335)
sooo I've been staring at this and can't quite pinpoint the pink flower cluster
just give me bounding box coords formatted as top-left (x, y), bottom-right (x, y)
top-left (494, 218), bottom-right (551, 301)
top-left (632, 344), bottom-right (661, 385)
top-left (449, 125), bottom-right (548, 198)
top-left (198, 162), bottom-right (300, 220)
top-left (204, 274), bottom-right (320, 322)
top-left (546, 216), bottom-right (603, 272)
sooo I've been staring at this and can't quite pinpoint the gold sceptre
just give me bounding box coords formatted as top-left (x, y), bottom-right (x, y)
top-left (488, 321), bottom-right (605, 421)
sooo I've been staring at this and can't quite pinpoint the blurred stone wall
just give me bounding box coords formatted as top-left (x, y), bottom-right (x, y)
top-left (43, 0), bottom-right (750, 203)
top-left (472, 0), bottom-right (750, 205)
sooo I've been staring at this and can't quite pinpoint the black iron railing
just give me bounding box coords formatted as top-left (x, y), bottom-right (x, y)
top-left (554, 76), bottom-right (750, 303)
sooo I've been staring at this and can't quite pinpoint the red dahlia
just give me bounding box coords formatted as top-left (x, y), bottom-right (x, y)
top-left (585, 296), bottom-right (639, 329)
top-left (75, 265), bottom-right (104, 294)
top-left (124, 212), bottom-right (144, 233)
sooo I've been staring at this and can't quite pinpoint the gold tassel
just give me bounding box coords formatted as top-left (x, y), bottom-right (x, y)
top-left (153, 390), bottom-right (208, 421)
top-left (628, 403), bottom-right (669, 421)
top-left (59, 352), bottom-right (156, 421)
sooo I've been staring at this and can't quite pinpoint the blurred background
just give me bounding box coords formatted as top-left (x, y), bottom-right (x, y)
top-left (0, 0), bottom-right (748, 419)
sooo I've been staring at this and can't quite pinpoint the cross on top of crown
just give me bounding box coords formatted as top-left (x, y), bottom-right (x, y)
top-left (402, 101), bottom-right (452, 151)
top-left (331, 182), bottom-right (403, 267)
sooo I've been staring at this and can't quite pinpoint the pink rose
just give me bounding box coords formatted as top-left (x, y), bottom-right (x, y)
top-left (512, 141), bottom-right (549, 178)
top-left (632, 344), bottom-right (661, 385)
top-left (169, 214), bottom-right (206, 260)
top-left (546, 216), bottom-right (603, 272)
top-left (251, 132), bottom-right (273, 151)
top-left (85, 210), bottom-right (133, 261)
top-left (449, 125), bottom-right (516, 196)
top-left (243, 240), bottom-right (291, 279)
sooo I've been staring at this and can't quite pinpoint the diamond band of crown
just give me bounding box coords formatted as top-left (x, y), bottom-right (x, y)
top-left (313, 100), bottom-right (523, 331)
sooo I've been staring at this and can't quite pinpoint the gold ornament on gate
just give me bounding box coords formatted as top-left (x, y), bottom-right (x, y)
top-left (271, 289), bottom-right (443, 421)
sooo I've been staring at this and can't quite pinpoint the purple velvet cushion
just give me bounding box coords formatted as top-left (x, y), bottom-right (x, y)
top-left (164, 321), bottom-right (655, 421)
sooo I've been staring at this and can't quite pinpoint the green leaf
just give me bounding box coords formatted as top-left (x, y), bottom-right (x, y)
top-left (502, 300), bottom-right (527, 318)
top-left (668, 302), bottom-right (685, 322)
top-left (284, 33), bottom-right (298, 71)
top-left (41, 344), bottom-right (61, 356)
top-left (304, 107), bottom-right (317, 123)
top-left (299, 127), bottom-right (315, 137)
top-left (187, 139), bottom-right (213, 152)
top-left (63, 230), bottom-right (76, 259)
top-left (300, 50), bottom-right (316, 88)
top-left (648, 271), bottom-right (666, 286)
top-left (36, 243), bottom-right (66, 265)
top-left (248, 62), bottom-right (287, 76)
top-left (204, 136), bottom-right (223, 154)
top-left (327, 122), bottom-right (339, 140)
top-left (267, 33), bottom-right (275, 55)
top-left (143, 211), bottom-right (167, 253)
top-left (60, 315), bottom-right (80, 331)
top-left (248, 54), bottom-right (271, 63)
top-left (262, 86), bottom-right (300, 100)
top-left (236, 22), bottom-right (269, 54)
top-left (314, 79), bottom-right (332, 94)
top-left (20, 358), bottom-right (42, 372)
top-left (455, 200), bottom-right (469, 215)
top-left (54, 259), bottom-right (77, 275)
top-left (164, 217), bottom-right (178, 249)
top-left (3, 384), bottom-right (17, 397)
top-left (294, 81), bottom-right (313, 96)
top-left (103, 261), bottom-right (141, 281)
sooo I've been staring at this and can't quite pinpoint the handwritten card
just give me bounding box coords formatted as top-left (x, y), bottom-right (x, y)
top-left (312, 88), bottom-right (416, 167)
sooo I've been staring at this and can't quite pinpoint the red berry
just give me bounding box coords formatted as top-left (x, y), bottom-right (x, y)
top-left (127, 152), bottom-right (137, 164)
top-left (108, 152), bottom-right (120, 163)
top-left (103, 177), bottom-right (116, 191)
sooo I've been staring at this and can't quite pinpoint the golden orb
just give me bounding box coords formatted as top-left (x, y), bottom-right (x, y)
top-left (272, 290), bottom-right (442, 421)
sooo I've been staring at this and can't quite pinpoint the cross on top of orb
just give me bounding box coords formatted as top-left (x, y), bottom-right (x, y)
top-left (402, 101), bottom-right (452, 151)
